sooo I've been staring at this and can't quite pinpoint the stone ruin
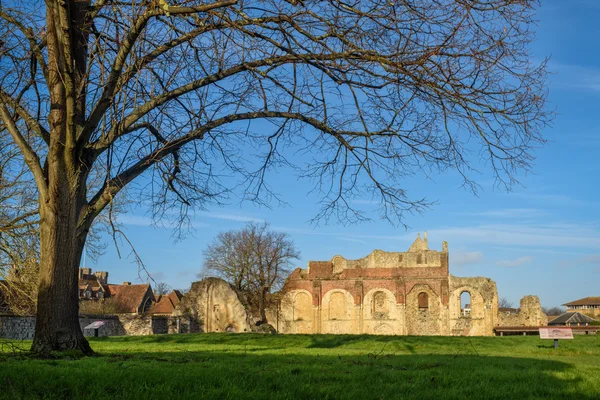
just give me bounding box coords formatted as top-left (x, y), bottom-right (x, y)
top-left (177, 234), bottom-right (547, 336)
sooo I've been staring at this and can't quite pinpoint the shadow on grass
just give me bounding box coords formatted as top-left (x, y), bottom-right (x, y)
top-left (0, 345), bottom-right (596, 399)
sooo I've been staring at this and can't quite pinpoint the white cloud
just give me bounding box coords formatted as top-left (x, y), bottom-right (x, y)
top-left (510, 192), bottom-right (591, 207)
top-left (558, 254), bottom-right (600, 268)
top-left (465, 209), bottom-right (546, 218)
top-left (451, 251), bottom-right (484, 266)
top-left (428, 223), bottom-right (600, 250)
top-left (119, 215), bottom-right (156, 227)
top-left (496, 256), bottom-right (534, 267)
top-left (336, 236), bottom-right (367, 244)
top-left (550, 62), bottom-right (600, 93)
top-left (195, 211), bottom-right (264, 223)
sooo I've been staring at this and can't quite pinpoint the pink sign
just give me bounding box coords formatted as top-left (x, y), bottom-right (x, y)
top-left (539, 328), bottom-right (573, 339)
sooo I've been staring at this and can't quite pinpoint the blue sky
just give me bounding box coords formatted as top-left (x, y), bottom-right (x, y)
top-left (89, 1), bottom-right (599, 309)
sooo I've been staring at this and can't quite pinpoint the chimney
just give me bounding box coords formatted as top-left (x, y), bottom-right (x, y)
top-left (423, 231), bottom-right (428, 248)
top-left (122, 281), bottom-right (131, 286)
top-left (94, 271), bottom-right (108, 285)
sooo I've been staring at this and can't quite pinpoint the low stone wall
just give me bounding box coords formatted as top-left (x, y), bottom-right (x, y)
top-left (0, 315), bottom-right (36, 340)
top-left (496, 296), bottom-right (548, 327)
top-left (0, 314), bottom-right (175, 340)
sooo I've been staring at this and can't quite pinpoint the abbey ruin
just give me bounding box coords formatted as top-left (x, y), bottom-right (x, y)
top-left (276, 233), bottom-right (547, 336)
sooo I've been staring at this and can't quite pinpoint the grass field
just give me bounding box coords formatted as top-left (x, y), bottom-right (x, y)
top-left (1, 333), bottom-right (599, 399)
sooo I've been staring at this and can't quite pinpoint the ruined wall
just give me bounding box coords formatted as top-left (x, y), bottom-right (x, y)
top-left (361, 288), bottom-right (403, 335)
top-left (0, 314), bottom-right (170, 340)
top-left (276, 233), bottom-right (548, 337)
top-left (497, 295), bottom-right (548, 327)
top-left (405, 284), bottom-right (442, 335)
top-left (448, 276), bottom-right (498, 336)
top-left (172, 277), bottom-right (252, 333)
top-left (277, 234), bottom-right (454, 336)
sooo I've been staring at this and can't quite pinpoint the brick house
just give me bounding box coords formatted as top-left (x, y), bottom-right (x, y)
top-left (149, 290), bottom-right (184, 315)
top-left (78, 268), bottom-right (155, 314)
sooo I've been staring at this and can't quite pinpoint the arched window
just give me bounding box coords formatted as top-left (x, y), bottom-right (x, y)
top-left (372, 291), bottom-right (389, 318)
top-left (460, 292), bottom-right (471, 317)
top-left (142, 297), bottom-right (153, 313)
top-left (294, 292), bottom-right (312, 321)
top-left (418, 292), bottom-right (429, 310)
top-left (329, 292), bottom-right (347, 320)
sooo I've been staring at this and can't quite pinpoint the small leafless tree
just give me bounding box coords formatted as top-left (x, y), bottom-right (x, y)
top-left (154, 281), bottom-right (171, 296)
top-left (542, 306), bottom-right (564, 316)
top-left (498, 297), bottom-right (514, 309)
top-left (204, 222), bottom-right (299, 322)
top-left (0, 0), bottom-right (550, 354)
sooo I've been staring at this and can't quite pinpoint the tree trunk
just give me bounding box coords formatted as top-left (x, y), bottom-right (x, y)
top-left (259, 286), bottom-right (268, 323)
top-left (31, 183), bottom-right (92, 356)
top-left (30, 0), bottom-right (93, 356)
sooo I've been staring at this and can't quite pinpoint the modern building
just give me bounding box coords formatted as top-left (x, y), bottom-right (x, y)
top-left (548, 312), bottom-right (597, 327)
top-left (562, 297), bottom-right (600, 317)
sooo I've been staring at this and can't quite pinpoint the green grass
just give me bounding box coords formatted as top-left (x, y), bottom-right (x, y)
top-left (1, 333), bottom-right (599, 399)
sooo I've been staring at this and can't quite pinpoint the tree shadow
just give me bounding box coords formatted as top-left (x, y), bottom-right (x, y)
top-left (0, 344), bottom-right (597, 399)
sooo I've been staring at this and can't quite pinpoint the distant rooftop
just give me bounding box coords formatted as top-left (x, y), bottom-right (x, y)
top-left (548, 312), bottom-right (597, 326)
top-left (562, 297), bottom-right (600, 306)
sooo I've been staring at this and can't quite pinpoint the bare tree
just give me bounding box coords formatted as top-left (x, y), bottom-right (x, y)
top-left (498, 297), bottom-right (514, 309)
top-left (154, 281), bottom-right (171, 296)
top-left (542, 306), bottom-right (564, 316)
top-left (0, 0), bottom-right (550, 354)
top-left (203, 228), bottom-right (255, 292)
top-left (204, 222), bottom-right (299, 322)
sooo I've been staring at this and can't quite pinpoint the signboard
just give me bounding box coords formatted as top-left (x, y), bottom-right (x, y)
top-left (539, 328), bottom-right (573, 340)
top-left (84, 321), bottom-right (107, 330)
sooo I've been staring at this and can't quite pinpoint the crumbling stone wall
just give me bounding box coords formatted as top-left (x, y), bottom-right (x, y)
top-left (275, 234), bottom-right (549, 337)
top-left (497, 295), bottom-right (548, 327)
top-left (172, 277), bottom-right (252, 333)
top-left (448, 276), bottom-right (498, 336)
top-left (405, 284), bottom-right (442, 335)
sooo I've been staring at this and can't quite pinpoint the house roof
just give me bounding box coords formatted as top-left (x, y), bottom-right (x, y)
top-left (78, 278), bottom-right (106, 292)
top-left (107, 284), bottom-right (152, 313)
top-left (562, 297), bottom-right (600, 306)
top-left (548, 312), bottom-right (597, 326)
top-left (149, 290), bottom-right (183, 315)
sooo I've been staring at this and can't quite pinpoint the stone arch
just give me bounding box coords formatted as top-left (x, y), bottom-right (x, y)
top-left (329, 292), bottom-right (347, 320)
top-left (449, 286), bottom-right (485, 320)
top-left (363, 288), bottom-right (396, 320)
top-left (293, 291), bottom-right (313, 322)
top-left (331, 255), bottom-right (346, 274)
top-left (460, 291), bottom-right (472, 317)
top-left (322, 289), bottom-right (355, 334)
top-left (280, 289), bottom-right (314, 334)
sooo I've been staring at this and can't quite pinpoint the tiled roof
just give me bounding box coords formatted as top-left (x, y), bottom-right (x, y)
top-left (548, 312), bottom-right (597, 325)
top-left (563, 297), bottom-right (600, 306)
top-left (149, 290), bottom-right (184, 315)
top-left (107, 284), bottom-right (152, 313)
